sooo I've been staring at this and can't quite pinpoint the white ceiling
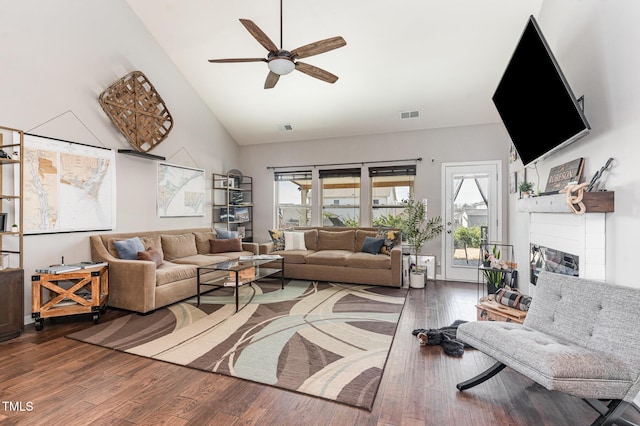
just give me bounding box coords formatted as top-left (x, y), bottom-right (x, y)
top-left (126, 0), bottom-right (543, 146)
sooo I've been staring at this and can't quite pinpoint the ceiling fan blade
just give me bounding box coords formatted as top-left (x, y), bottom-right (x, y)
top-left (208, 58), bottom-right (267, 63)
top-left (264, 71), bottom-right (280, 89)
top-left (239, 19), bottom-right (279, 52)
top-left (295, 62), bottom-right (339, 84)
top-left (291, 36), bottom-right (346, 59)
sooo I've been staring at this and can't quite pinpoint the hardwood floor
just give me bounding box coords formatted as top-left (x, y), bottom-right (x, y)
top-left (1, 280), bottom-right (639, 425)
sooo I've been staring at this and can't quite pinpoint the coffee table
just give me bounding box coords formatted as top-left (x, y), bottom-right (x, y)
top-left (196, 256), bottom-right (284, 312)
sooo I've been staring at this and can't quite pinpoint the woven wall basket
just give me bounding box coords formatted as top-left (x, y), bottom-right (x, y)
top-left (99, 71), bottom-right (173, 153)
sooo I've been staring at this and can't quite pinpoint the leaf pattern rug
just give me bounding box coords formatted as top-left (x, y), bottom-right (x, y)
top-left (67, 280), bottom-right (408, 410)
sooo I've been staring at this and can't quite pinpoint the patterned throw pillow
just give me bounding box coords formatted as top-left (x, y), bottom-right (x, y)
top-left (268, 229), bottom-right (285, 251)
top-left (375, 229), bottom-right (401, 255)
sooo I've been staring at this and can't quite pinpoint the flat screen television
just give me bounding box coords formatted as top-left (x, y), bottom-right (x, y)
top-left (493, 16), bottom-right (590, 166)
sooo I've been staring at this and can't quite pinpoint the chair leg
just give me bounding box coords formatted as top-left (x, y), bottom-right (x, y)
top-left (456, 361), bottom-right (506, 391)
top-left (588, 400), bottom-right (636, 426)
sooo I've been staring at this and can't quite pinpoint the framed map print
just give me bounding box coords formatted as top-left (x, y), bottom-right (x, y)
top-left (23, 133), bottom-right (116, 234)
top-left (157, 163), bottom-right (205, 217)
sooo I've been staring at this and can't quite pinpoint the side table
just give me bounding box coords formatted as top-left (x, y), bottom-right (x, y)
top-left (31, 265), bottom-right (108, 331)
top-left (476, 300), bottom-right (527, 324)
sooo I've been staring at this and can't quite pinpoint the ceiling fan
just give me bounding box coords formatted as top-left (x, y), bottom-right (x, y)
top-left (208, 0), bottom-right (346, 89)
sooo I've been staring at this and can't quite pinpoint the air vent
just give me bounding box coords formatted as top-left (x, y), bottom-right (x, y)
top-left (400, 110), bottom-right (420, 119)
top-left (278, 124), bottom-right (294, 131)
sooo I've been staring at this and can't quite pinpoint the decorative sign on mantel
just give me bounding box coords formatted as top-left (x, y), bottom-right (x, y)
top-left (544, 158), bottom-right (584, 193)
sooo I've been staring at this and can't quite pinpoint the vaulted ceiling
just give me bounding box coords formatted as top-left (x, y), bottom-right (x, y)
top-left (126, 0), bottom-right (543, 145)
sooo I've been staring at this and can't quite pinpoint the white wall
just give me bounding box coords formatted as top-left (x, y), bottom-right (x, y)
top-left (240, 123), bottom-right (511, 273)
top-left (0, 0), bottom-right (240, 321)
top-left (508, 0), bottom-right (640, 293)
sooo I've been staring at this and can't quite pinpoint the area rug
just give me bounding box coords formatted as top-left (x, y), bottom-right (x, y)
top-left (67, 280), bottom-right (408, 410)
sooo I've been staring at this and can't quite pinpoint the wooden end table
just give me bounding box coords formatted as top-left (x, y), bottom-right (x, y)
top-left (32, 265), bottom-right (108, 331)
top-left (476, 300), bottom-right (527, 324)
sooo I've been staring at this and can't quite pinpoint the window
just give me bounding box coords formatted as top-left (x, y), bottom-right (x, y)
top-left (320, 168), bottom-right (360, 227)
top-left (274, 170), bottom-right (312, 228)
top-left (370, 165), bottom-right (416, 228)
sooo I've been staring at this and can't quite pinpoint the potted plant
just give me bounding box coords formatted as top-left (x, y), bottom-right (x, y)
top-left (519, 180), bottom-right (534, 198)
top-left (401, 197), bottom-right (444, 288)
top-left (482, 244), bottom-right (508, 294)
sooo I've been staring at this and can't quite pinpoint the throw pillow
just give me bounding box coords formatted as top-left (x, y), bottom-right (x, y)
top-left (268, 229), bottom-right (285, 251)
top-left (361, 236), bottom-right (385, 255)
top-left (137, 247), bottom-right (163, 267)
top-left (284, 231), bottom-right (307, 251)
top-left (210, 237), bottom-right (243, 254)
top-left (113, 237), bottom-right (145, 260)
top-left (376, 229), bottom-right (402, 255)
top-left (216, 229), bottom-right (238, 239)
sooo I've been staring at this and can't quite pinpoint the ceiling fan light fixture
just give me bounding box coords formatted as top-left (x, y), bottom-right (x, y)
top-left (268, 57), bottom-right (295, 75)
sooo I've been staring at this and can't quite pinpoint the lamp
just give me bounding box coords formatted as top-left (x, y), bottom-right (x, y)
top-left (268, 57), bottom-right (295, 75)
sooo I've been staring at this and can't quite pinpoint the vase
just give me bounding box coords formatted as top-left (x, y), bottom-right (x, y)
top-left (409, 272), bottom-right (425, 289)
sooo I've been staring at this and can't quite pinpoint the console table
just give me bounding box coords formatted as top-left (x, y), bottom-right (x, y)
top-left (31, 265), bottom-right (108, 331)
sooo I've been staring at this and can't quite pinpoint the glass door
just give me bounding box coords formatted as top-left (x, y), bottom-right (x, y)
top-left (442, 161), bottom-right (501, 282)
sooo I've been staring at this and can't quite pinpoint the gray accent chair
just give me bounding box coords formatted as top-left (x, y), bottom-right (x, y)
top-left (456, 271), bottom-right (640, 426)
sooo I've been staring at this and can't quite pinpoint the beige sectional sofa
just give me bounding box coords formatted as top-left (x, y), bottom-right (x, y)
top-left (259, 227), bottom-right (402, 287)
top-left (90, 228), bottom-right (258, 314)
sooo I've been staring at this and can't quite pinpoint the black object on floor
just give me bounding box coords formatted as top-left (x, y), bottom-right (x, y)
top-left (412, 320), bottom-right (469, 357)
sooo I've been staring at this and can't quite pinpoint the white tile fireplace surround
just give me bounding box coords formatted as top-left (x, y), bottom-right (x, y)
top-left (529, 212), bottom-right (606, 281)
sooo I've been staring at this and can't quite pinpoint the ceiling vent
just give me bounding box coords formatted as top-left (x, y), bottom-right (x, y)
top-left (278, 124), bottom-right (294, 131)
top-left (400, 110), bottom-right (420, 119)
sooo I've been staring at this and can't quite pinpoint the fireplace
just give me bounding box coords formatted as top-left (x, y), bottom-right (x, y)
top-left (530, 244), bottom-right (579, 285)
top-left (528, 212), bottom-right (606, 282)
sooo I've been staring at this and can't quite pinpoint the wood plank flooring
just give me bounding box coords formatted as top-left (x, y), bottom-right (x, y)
top-left (1, 280), bottom-right (639, 425)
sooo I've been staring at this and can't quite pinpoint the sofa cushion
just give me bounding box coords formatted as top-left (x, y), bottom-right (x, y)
top-left (268, 229), bottom-right (285, 251)
top-left (194, 231), bottom-right (216, 254)
top-left (171, 254), bottom-right (232, 266)
top-left (210, 237), bottom-right (242, 254)
top-left (137, 247), bottom-right (163, 267)
top-left (303, 229), bottom-right (318, 251)
top-left (112, 237), bottom-right (145, 260)
top-left (361, 236), bottom-right (385, 255)
top-left (317, 230), bottom-right (355, 251)
top-left (155, 261), bottom-right (197, 287)
top-left (161, 233), bottom-right (198, 261)
top-left (279, 250), bottom-right (314, 264)
top-left (285, 231), bottom-right (307, 251)
top-left (305, 250), bottom-right (351, 267)
top-left (347, 252), bottom-right (392, 269)
top-left (376, 229), bottom-right (402, 255)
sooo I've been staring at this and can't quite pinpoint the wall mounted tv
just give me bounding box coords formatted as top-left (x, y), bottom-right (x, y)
top-left (493, 16), bottom-right (590, 166)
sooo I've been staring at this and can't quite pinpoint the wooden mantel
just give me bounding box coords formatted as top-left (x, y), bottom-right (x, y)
top-left (516, 191), bottom-right (614, 214)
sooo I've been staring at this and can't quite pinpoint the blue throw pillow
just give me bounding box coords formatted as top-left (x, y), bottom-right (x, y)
top-left (216, 229), bottom-right (238, 239)
top-left (361, 236), bottom-right (385, 255)
top-left (113, 237), bottom-right (145, 260)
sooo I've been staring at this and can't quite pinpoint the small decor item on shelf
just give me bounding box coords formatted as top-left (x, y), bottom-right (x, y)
top-left (11, 223), bottom-right (18, 233)
top-left (560, 182), bottom-right (590, 215)
top-left (518, 180), bottom-right (534, 198)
